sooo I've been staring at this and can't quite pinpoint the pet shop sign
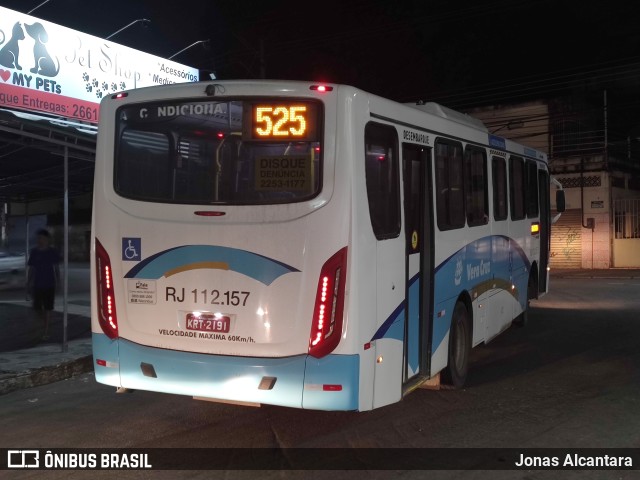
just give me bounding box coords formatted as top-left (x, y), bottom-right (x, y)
top-left (0, 6), bottom-right (198, 123)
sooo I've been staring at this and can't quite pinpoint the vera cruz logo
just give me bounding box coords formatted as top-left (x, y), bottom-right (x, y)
top-left (454, 257), bottom-right (463, 286)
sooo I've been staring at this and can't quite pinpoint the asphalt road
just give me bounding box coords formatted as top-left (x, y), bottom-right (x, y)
top-left (0, 264), bottom-right (91, 351)
top-left (1, 276), bottom-right (639, 479)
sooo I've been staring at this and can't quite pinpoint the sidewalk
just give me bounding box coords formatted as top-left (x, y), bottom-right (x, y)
top-left (550, 268), bottom-right (640, 279)
top-left (0, 302), bottom-right (93, 395)
top-left (0, 338), bottom-right (92, 395)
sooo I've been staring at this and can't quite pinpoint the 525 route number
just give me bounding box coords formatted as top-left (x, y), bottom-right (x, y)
top-left (255, 105), bottom-right (307, 138)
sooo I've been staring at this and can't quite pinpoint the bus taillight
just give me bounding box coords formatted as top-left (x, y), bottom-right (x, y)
top-left (309, 247), bottom-right (347, 358)
top-left (95, 238), bottom-right (118, 339)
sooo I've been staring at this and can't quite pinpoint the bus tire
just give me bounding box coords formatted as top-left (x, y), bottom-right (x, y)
top-left (442, 301), bottom-right (471, 388)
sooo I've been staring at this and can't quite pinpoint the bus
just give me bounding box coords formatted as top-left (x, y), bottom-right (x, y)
top-left (91, 80), bottom-right (564, 411)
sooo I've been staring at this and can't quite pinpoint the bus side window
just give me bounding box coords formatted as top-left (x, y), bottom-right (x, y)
top-left (464, 146), bottom-right (488, 226)
top-left (526, 160), bottom-right (539, 218)
top-left (364, 122), bottom-right (400, 240)
top-left (492, 156), bottom-right (508, 221)
top-left (509, 156), bottom-right (526, 221)
top-left (435, 139), bottom-right (465, 231)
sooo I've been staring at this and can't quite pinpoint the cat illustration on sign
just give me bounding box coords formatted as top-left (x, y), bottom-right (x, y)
top-left (25, 22), bottom-right (59, 77)
top-left (0, 22), bottom-right (25, 70)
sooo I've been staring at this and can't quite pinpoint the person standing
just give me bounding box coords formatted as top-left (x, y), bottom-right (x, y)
top-left (27, 229), bottom-right (60, 340)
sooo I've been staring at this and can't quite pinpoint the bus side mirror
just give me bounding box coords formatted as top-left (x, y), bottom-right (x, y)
top-left (556, 190), bottom-right (566, 213)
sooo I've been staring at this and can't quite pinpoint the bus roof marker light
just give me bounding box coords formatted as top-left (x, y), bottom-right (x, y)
top-left (310, 85), bottom-right (333, 92)
top-left (194, 211), bottom-right (226, 217)
top-left (112, 92), bottom-right (128, 99)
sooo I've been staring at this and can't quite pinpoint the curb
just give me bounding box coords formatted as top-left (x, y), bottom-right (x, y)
top-left (551, 275), bottom-right (640, 280)
top-left (0, 355), bottom-right (93, 396)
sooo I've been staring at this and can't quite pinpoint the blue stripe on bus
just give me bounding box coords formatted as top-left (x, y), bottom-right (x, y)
top-left (433, 235), bottom-right (532, 276)
top-left (370, 299), bottom-right (405, 342)
top-left (123, 245), bottom-right (299, 286)
top-left (93, 333), bottom-right (359, 411)
top-left (92, 333), bottom-right (121, 387)
top-left (303, 354), bottom-right (359, 410)
top-left (369, 272), bottom-right (421, 344)
top-left (431, 235), bottom-right (532, 351)
top-left (370, 235), bottom-right (533, 355)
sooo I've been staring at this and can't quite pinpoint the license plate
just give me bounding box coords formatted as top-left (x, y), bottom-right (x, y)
top-left (185, 313), bottom-right (230, 333)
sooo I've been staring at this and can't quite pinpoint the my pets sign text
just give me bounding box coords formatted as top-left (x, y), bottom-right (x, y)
top-left (0, 6), bottom-right (198, 123)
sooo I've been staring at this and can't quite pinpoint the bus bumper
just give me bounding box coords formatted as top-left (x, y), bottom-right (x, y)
top-left (92, 333), bottom-right (359, 411)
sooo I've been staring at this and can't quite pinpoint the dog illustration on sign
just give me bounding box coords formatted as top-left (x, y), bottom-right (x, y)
top-left (25, 22), bottom-right (60, 77)
top-left (0, 22), bottom-right (25, 70)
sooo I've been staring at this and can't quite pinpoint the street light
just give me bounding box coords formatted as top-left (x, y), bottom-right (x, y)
top-left (168, 40), bottom-right (210, 60)
top-left (106, 18), bottom-right (151, 40)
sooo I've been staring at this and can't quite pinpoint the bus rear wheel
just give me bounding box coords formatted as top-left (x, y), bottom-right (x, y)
top-left (442, 301), bottom-right (470, 388)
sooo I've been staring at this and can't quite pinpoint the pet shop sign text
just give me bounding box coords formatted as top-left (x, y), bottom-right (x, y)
top-left (0, 6), bottom-right (198, 123)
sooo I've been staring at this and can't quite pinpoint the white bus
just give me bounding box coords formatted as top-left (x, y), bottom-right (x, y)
top-left (91, 80), bottom-right (564, 411)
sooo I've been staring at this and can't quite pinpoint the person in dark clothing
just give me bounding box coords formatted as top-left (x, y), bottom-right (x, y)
top-left (27, 229), bottom-right (60, 340)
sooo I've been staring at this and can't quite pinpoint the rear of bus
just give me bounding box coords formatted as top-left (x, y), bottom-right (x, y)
top-left (91, 81), bottom-right (358, 410)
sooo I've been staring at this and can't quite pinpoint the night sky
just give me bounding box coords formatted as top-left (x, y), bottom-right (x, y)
top-left (2, 0), bottom-right (640, 115)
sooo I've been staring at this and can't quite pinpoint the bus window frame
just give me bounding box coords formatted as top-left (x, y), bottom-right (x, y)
top-left (112, 98), bottom-right (325, 206)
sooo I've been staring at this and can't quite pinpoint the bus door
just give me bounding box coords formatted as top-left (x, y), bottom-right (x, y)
top-left (538, 169), bottom-right (550, 293)
top-left (402, 144), bottom-right (434, 384)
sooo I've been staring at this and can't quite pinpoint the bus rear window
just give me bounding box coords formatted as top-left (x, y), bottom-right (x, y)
top-left (114, 100), bottom-right (322, 204)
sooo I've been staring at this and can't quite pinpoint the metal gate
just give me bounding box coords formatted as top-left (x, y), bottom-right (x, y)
top-left (613, 198), bottom-right (640, 267)
top-left (550, 209), bottom-right (582, 269)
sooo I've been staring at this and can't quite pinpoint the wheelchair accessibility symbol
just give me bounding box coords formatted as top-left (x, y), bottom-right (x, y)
top-left (122, 238), bottom-right (141, 261)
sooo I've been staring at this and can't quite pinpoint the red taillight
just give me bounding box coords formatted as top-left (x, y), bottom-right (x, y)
top-left (309, 247), bottom-right (347, 358)
top-left (111, 92), bottom-right (128, 99)
top-left (322, 384), bottom-right (343, 391)
top-left (95, 239), bottom-right (118, 339)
